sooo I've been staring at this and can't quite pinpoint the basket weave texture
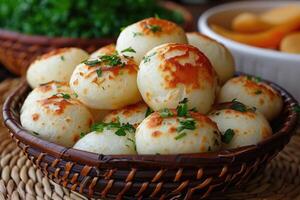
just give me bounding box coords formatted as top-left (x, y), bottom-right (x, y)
top-left (2, 77), bottom-right (299, 199)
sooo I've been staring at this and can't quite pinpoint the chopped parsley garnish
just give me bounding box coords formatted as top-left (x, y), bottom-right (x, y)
top-left (177, 118), bottom-right (196, 133)
top-left (221, 129), bottom-right (235, 144)
top-left (145, 107), bottom-right (154, 117)
top-left (74, 93), bottom-right (78, 98)
top-left (121, 47), bottom-right (136, 53)
top-left (91, 120), bottom-right (135, 137)
top-left (57, 93), bottom-right (71, 99)
top-left (247, 76), bottom-right (262, 83)
top-left (133, 32), bottom-right (143, 37)
top-left (230, 99), bottom-right (256, 112)
top-left (60, 56), bottom-right (65, 61)
top-left (80, 132), bottom-right (86, 138)
top-left (143, 52), bottom-right (156, 63)
top-left (96, 68), bottom-right (102, 77)
top-left (255, 90), bottom-right (262, 95)
top-left (154, 13), bottom-right (160, 19)
top-left (32, 131), bottom-right (39, 136)
top-left (159, 108), bottom-right (174, 118)
top-left (174, 132), bottom-right (187, 140)
top-left (84, 52), bottom-right (125, 67)
top-left (293, 105), bottom-right (300, 113)
top-left (83, 59), bottom-right (101, 66)
top-left (145, 24), bottom-right (162, 33)
top-left (177, 98), bottom-right (188, 117)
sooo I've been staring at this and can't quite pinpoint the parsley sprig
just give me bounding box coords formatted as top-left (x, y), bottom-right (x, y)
top-left (84, 52), bottom-right (125, 67)
top-left (121, 47), bottom-right (136, 53)
top-left (177, 118), bottom-right (196, 133)
top-left (91, 119), bottom-right (135, 136)
top-left (56, 93), bottom-right (71, 99)
top-left (221, 129), bottom-right (235, 144)
top-left (145, 24), bottom-right (162, 33)
top-left (230, 99), bottom-right (256, 112)
top-left (145, 107), bottom-right (154, 118)
top-left (159, 108), bottom-right (174, 118)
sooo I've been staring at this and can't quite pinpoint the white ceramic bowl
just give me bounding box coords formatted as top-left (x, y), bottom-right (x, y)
top-left (198, 1), bottom-right (300, 101)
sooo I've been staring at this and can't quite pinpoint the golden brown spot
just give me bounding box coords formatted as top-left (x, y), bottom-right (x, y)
top-left (83, 88), bottom-right (88, 95)
top-left (139, 18), bottom-right (179, 35)
top-left (94, 44), bottom-right (116, 55)
top-left (168, 126), bottom-right (177, 133)
top-left (159, 44), bottom-right (215, 89)
top-left (262, 127), bottom-right (271, 139)
top-left (200, 144), bottom-right (206, 152)
top-left (39, 96), bottom-right (73, 115)
top-left (73, 79), bottom-right (79, 86)
top-left (39, 48), bottom-right (69, 60)
top-left (65, 118), bottom-right (71, 123)
top-left (146, 92), bottom-right (151, 101)
top-left (62, 126), bottom-right (66, 130)
top-left (32, 113), bottom-right (39, 121)
top-left (151, 130), bottom-right (162, 138)
top-left (73, 134), bottom-right (80, 143)
top-left (147, 113), bottom-right (163, 128)
top-left (259, 98), bottom-right (265, 105)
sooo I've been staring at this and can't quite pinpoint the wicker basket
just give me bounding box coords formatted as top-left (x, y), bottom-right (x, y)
top-left (0, 1), bottom-right (193, 76)
top-left (2, 76), bottom-right (299, 199)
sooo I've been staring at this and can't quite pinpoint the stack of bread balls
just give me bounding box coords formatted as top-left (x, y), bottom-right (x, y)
top-left (21, 17), bottom-right (283, 155)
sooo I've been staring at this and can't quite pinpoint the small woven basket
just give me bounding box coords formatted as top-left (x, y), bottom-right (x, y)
top-left (3, 77), bottom-right (299, 199)
top-left (0, 1), bottom-right (193, 76)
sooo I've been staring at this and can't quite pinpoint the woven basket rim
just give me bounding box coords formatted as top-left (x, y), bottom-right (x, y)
top-left (0, 1), bottom-right (193, 44)
top-left (2, 74), bottom-right (299, 167)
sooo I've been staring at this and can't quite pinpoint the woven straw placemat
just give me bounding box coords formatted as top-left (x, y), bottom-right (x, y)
top-left (0, 79), bottom-right (300, 200)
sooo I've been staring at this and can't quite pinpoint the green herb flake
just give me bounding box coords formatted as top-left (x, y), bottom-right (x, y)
top-left (133, 32), bottom-right (143, 37)
top-left (99, 53), bottom-right (124, 67)
top-left (230, 99), bottom-right (247, 112)
top-left (91, 121), bottom-right (135, 137)
top-left (159, 108), bottom-right (174, 118)
top-left (247, 76), bottom-right (262, 83)
top-left (60, 56), bottom-right (65, 61)
top-left (32, 131), bottom-right (39, 136)
top-left (154, 13), bottom-right (160, 19)
top-left (222, 129), bottom-right (235, 144)
top-left (84, 59), bottom-right (101, 66)
top-left (177, 118), bottom-right (196, 133)
top-left (74, 93), bottom-right (78, 98)
top-left (143, 52), bottom-right (156, 63)
top-left (177, 98), bottom-right (188, 117)
top-left (293, 105), bottom-right (300, 113)
top-left (254, 90), bottom-right (262, 95)
top-left (57, 93), bottom-right (71, 99)
top-left (121, 47), bottom-right (136, 53)
top-left (146, 24), bottom-right (162, 33)
top-left (145, 107), bottom-right (154, 117)
top-left (174, 132), bottom-right (187, 140)
top-left (80, 132), bottom-right (85, 138)
top-left (96, 68), bottom-right (102, 77)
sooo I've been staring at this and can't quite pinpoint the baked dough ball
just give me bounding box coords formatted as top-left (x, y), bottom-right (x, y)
top-left (103, 102), bottom-right (149, 127)
top-left (209, 101), bottom-right (272, 149)
top-left (280, 32), bottom-right (300, 54)
top-left (20, 95), bottom-right (93, 147)
top-left (136, 111), bottom-right (221, 154)
top-left (70, 52), bottom-right (142, 110)
top-left (21, 81), bottom-right (74, 112)
top-left (218, 76), bottom-right (283, 121)
top-left (137, 43), bottom-right (218, 114)
top-left (116, 17), bottom-right (187, 64)
top-left (73, 128), bottom-right (136, 155)
top-left (90, 44), bottom-right (116, 58)
top-left (187, 32), bottom-right (235, 84)
top-left (27, 48), bottom-right (89, 88)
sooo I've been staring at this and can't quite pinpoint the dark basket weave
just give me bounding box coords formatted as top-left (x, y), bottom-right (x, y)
top-left (0, 1), bottom-right (193, 76)
top-left (3, 77), bottom-right (299, 200)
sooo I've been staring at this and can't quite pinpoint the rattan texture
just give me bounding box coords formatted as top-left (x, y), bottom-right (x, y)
top-left (1, 79), bottom-right (300, 200)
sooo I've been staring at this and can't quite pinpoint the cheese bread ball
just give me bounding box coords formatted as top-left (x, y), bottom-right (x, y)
top-left (70, 53), bottom-right (142, 110)
top-left (218, 76), bottom-right (283, 121)
top-left (21, 81), bottom-right (74, 112)
top-left (90, 44), bottom-right (116, 58)
top-left (209, 101), bottom-right (272, 149)
top-left (103, 102), bottom-right (149, 127)
top-left (136, 111), bottom-right (221, 154)
top-left (27, 48), bottom-right (89, 88)
top-left (116, 18), bottom-right (188, 64)
top-left (187, 32), bottom-right (235, 84)
top-left (20, 95), bottom-right (93, 147)
top-left (73, 129), bottom-right (136, 155)
top-left (137, 43), bottom-right (218, 114)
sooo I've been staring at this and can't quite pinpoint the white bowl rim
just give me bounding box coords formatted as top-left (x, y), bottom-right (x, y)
top-left (198, 1), bottom-right (300, 61)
